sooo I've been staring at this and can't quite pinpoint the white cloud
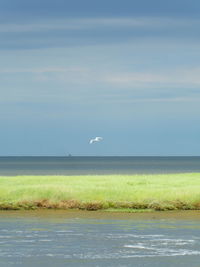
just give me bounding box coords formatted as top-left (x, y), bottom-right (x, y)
top-left (105, 72), bottom-right (166, 84)
top-left (0, 17), bottom-right (199, 33)
top-left (1, 63), bottom-right (200, 105)
top-left (2, 64), bottom-right (200, 88)
top-left (105, 97), bottom-right (200, 104)
top-left (104, 68), bottom-right (200, 87)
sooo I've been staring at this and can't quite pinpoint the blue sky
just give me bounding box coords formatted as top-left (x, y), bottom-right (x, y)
top-left (1, 0), bottom-right (200, 156)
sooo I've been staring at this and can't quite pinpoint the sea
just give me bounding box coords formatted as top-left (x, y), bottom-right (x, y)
top-left (1, 211), bottom-right (200, 267)
top-left (0, 156), bottom-right (200, 175)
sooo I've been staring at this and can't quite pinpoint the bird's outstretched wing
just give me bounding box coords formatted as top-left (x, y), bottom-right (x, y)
top-left (96, 137), bottom-right (103, 141)
top-left (89, 136), bottom-right (103, 144)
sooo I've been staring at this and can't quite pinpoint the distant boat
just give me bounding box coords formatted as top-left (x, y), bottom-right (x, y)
top-left (68, 154), bottom-right (72, 157)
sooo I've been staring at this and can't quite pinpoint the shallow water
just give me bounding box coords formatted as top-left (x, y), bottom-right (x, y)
top-left (1, 156), bottom-right (200, 175)
top-left (0, 211), bottom-right (200, 267)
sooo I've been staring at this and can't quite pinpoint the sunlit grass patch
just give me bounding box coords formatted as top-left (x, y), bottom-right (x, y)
top-left (0, 173), bottom-right (200, 211)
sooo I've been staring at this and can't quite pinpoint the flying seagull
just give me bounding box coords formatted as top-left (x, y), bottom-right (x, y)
top-left (89, 137), bottom-right (103, 144)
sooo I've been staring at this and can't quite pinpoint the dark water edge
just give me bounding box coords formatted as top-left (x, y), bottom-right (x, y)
top-left (0, 156), bottom-right (200, 175)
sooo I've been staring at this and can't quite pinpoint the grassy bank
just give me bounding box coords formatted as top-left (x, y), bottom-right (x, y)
top-left (0, 174), bottom-right (200, 211)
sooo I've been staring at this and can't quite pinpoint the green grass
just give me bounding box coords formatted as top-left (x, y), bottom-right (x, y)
top-left (0, 173), bottom-right (200, 211)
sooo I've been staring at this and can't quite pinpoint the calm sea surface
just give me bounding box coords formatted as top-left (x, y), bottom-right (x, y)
top-left (0, 156), bottom-right (200, 175)
top-left (1, 211), bottom-right (200, 267)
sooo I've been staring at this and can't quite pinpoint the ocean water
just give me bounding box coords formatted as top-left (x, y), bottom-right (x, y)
top-left (0, 156), bottom-right (200, 175)
top-left (0, 211), bottom-right (200, 267)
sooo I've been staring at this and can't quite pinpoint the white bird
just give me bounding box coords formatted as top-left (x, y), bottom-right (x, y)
top-left (89, 137), bottom-right (103, 144)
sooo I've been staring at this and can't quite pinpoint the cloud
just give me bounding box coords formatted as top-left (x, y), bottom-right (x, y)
top-left (105, 72), bottom-right (165, 84)
top-left (0, 17), bottom-right (199, 33)
top-left (1, 65), bottom-right (200, 105)
top-left (104, 96), bottom-right (200, 104)
top-left (104, 68), bottom-right (200, 87)
top-left (1, 16), bottom-right (200, 50)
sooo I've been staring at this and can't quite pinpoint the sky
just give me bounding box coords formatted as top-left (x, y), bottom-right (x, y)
top-left (1, 0), bottom-right (200, 156)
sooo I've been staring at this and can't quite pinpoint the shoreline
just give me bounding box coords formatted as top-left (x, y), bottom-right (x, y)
top-left (0, 209), bottom-right (200, 220)
top-left (1, 199), bottom-right (200, 212)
